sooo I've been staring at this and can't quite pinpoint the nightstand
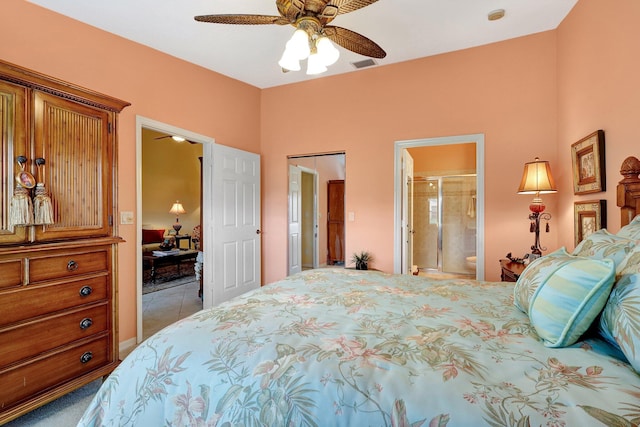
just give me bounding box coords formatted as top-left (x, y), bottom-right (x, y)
top-left (499, 259), bottom-right (527, 282)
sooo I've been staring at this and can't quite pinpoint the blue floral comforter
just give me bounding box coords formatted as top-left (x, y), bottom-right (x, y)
top-left (78, 269), bottom-right (640, 426)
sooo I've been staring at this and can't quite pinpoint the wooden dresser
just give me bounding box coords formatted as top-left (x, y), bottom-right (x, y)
top-left (0, 59), bottom-right (129, 423)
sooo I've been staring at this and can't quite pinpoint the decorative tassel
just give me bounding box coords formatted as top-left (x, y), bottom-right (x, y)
top-left (33, 158), bottom-right (54, 225)
top-left (546, 222), bottom-right (550, 233)
top-left (9, 184), bottom-right (34, 227)
top-left (33, 183), bottom-right (54, 225)
top-left (530, 221), bottom-right (535, 233)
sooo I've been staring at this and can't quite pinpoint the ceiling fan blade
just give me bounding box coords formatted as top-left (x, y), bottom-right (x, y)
top-left (324, 26), bottom-right (386, 58)
top-left (331, 0), bottom-right (380, 15)
top-left (194, 14), bottom-right (289, 25)
top-left (277, 0), bottom-right (305, 22)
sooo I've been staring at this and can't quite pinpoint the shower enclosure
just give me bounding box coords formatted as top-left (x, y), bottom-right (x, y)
top-left (412, 175), bottom-right (476, 276)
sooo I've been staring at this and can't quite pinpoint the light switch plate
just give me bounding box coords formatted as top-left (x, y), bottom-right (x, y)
top-left (120, 211), bottom-right (134, 225)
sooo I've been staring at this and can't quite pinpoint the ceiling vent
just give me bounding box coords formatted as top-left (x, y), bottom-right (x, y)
top-left (351, 59), bottom-right (377, 69)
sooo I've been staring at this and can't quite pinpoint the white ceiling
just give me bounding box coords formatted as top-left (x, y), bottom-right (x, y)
top-left (27, 0), bottom-right (578, 89)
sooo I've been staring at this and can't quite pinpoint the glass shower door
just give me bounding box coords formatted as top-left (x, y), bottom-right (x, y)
top-left (441, 176), bottom-right (476, 275)
top-left (412, 175), bottom-right (476, 276)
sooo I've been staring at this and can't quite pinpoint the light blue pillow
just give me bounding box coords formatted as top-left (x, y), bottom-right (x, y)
top-left (528, 255), bottom-right (615, 347)
top-left (514, 248), bottom-right (571, 314)
top-left (572, 228), bottom-right (636, 273)
top-left (617, 214), bottom-right (640, 240)
top-left (598, 245), bottom-right (640, 373)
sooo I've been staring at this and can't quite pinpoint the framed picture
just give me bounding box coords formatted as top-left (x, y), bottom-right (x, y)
top-left (571, 130), bottom-right (605, 194)
top-left (574, 200), bottom-right (607, 245)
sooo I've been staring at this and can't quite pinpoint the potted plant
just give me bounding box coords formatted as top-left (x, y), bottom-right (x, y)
top-left (351, 251), bottom-right (372, 270)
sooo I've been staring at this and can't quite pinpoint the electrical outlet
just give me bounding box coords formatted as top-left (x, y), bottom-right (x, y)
top-left (120, 211), bottom-right (134, 225)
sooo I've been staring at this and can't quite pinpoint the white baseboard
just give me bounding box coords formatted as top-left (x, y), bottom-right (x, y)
top-left (119, 337), bottom-right (138, 359)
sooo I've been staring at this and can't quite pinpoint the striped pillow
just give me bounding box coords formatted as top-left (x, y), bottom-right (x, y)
top-left (514, 248), bottom-right (571, 314)
top-left (528, 255), bottom-right (615, 347)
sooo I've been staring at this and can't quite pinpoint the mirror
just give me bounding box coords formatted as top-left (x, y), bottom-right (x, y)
top-left (287, 153), bottom-right (346, 275)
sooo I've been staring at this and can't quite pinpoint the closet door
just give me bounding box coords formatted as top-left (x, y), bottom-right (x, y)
top-left (0, 81), bottom-right (28, 244)
top-left (32, 91), bottom-right (113, 241)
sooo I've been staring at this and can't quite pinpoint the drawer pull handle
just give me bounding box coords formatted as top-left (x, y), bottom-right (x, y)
top-left (67, 260), bottom-right (79, 271)
top-left (80, 351), bottom-right (93, 364)
top-left (79, 286), bottom-right (93, 297)
top-left (79, 317), bottom-right (93, 330)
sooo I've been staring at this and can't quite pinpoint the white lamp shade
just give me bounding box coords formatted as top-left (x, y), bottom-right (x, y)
top-left (306, 52), bottom-right (328, 75)
top-left (287, 29), bottom-right (311, 60)
top-left (316, 36), bottom-right (340, 66)
top-left (169, 202), bottom-right (186, 215)
top-left (517, 158), bottom-right (557, 194)
top-left (278, 49), bottom-right (301, 71)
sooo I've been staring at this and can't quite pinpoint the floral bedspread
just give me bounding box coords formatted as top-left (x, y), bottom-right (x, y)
top-left (78, 269), bottom-right (640, 427)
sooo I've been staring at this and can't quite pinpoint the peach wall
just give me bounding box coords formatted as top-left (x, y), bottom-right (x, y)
top-left (1, 0), bottom-right (261, 343)
top-left (556, 0), bottom-right (640, 248)
top-left (261, 32), bottom-right (559, 283)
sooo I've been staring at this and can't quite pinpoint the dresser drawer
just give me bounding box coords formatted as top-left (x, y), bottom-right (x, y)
top-left (0, 335), bottom-right (109, 410)
top-left (29, 249), bottom-right (109, 283)
top-left (0, 275), bottom-right (108, 327)
top-left (0, 259), bottom-right (23, 289)
top-left (0, 303), bottom-right (108, 367)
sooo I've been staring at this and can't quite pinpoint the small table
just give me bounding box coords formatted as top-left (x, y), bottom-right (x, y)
top-left (174, 234), bottom-right (192, 250)
top-left (499, 259), bottom-right (527, 282)
top-left (143, 249), bottom-right (198, 283)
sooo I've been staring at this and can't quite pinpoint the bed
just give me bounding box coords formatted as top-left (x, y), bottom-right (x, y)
top-left (79, 158), bottom-right (640, 427)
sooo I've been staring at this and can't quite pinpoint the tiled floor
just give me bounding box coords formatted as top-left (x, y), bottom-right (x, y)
top-left (142, 278), bottom-right (203, 339)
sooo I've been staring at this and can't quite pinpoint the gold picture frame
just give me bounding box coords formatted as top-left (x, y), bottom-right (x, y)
top-left (571, 130), bottom-right (605, 194)
top-left (574, 200), bottom-right (606, 246)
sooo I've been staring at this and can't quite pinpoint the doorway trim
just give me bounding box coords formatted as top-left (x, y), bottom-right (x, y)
top-left (135, 116), bottom-right (214, 344)
top-left (393, 134), bottom-right (485, 279)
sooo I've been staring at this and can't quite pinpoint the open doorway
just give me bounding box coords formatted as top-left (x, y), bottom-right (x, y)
top-left (394, 134), bottom-right (485, 280)
top-left (140, 128), bottom-right (203, 339)
top-left (288, 152), bottom-right (345, 275)
top-left (135, 117), bottom-right (213, 344)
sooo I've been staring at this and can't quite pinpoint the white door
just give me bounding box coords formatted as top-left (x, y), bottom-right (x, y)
top-left (401, 149), bottom-right (414, 274)
top-left (288, 165), bottom-right (302, 275)
top-left (204, 143), bottom-right (261, 308)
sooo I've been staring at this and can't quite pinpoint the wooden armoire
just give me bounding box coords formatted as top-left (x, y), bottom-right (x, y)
top-left (0, 59), bottom-right (129, 423)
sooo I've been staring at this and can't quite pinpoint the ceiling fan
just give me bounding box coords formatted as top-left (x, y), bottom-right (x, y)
top-left (195, 0), bottom-right (386, 74)
top-left (155, 135), bottom-right (198, 144)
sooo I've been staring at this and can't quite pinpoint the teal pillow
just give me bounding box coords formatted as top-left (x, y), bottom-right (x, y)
top-left (617, 214), bottom-right (640, 240)
top-left (528, 255), bottom-right (615, 347)
top-left (514, 248), bottom-right (571, 314)
top-left (598, 245), bottom-right (640, 373)
top-left (572, 228), bottom-right (636, 272)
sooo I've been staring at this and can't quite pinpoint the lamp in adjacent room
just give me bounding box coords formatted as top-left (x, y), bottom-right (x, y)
top-left (169, 201), bottom-right (186, 234)
top-left (517, 157), bottom-right (557, 255)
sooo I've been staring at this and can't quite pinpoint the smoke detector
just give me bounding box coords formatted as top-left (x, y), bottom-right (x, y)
top-left (488, 9), bottom-right (505, 21)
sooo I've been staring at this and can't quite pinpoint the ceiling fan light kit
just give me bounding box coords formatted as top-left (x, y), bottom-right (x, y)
top-left (279, 30), bottom-right (340, 74)
top-left (195, 0), bottom-right (386, 76)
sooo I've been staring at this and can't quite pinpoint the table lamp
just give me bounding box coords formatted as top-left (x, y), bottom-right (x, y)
top-left (169, 201), bottom-right (186, 234)
top-left (517, 157), bottom-right (557, 255)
